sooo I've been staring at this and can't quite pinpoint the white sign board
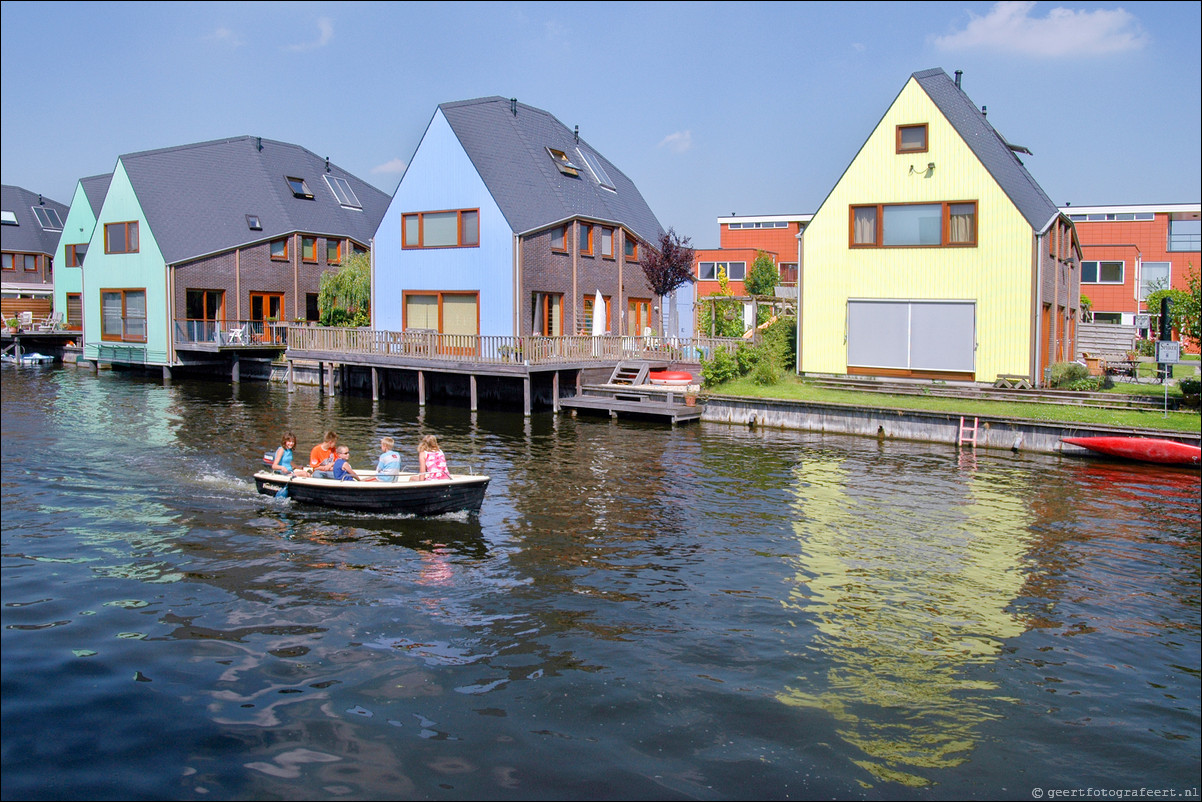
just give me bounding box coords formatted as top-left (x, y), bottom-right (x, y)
top-left (1156, 340), bottom-right (1181, 363)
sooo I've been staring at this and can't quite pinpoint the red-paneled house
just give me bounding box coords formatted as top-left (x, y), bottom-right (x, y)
top-left (693, 214), bottom-right (812, 299)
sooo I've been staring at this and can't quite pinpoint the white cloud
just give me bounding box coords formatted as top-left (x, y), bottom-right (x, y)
top-left (934, 1), bottom-right (1149, 56)
top-left (372, 158), bottom-right (408, 176)
top-left (658, 131), bottom-right (693, 154)
top-left (285, 17), bottom-right (334, 52)
top-left (205, 27), bottom-right (244, 47)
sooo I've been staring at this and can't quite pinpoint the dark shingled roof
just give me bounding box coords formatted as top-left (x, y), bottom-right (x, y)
top-left (79, 174), bottom-right (113, 218)
top-left (438, 97), bottom-right (664, 245)
top-left (116, 136), bottom-right (390, 265)
top-left (1, 184), bottom-right (70, 256)
top-left (913, 68), bottom-right (1060, 231)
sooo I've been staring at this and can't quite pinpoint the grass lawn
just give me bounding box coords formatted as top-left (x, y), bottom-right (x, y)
top-left (708, 374), bottom-right (1201, 434)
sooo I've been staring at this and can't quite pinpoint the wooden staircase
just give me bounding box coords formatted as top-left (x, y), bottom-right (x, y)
top-left (608, 361), bottom-right (652, 385)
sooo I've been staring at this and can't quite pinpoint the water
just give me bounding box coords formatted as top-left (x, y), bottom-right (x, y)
top-left (2, 365), bottom-right (1198, 801)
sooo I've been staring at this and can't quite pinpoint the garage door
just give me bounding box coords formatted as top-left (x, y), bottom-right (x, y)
top-left (847, 300), bottom-right (975, 375)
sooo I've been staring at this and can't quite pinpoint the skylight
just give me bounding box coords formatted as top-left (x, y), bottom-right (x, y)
top-left (32, 206), bottom-right (63, 230)
top-left (546, 147), bottom-right (581, 177)
top-left (577, 148), bottom-right (615, 191)
top-left (246, 214), bottom-right (262, 231)
top-left (1, 210), bottom-right (16, 226)
top-left (324, 175), bottom-right (362, 209)
top-left (286, 176), bottom-right (314, 199)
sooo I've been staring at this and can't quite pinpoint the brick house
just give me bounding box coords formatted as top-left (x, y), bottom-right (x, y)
top-left (373, 97), bottom-right (665, 340)
top-left (1, 184), bottom-right (69, 322)
top-left (77, 136), bottom-right (388, 370)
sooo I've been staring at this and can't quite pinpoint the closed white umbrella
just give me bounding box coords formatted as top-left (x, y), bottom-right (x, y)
top-left (592, 290), bottom-right (605, 336)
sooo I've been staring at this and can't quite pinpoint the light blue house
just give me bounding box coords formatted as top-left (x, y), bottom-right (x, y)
top-left (374, 97), bottom-right (670, 340)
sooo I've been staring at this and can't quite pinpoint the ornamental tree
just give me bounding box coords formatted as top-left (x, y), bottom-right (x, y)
top-left (641, 228), bottom-right (696, 336)
top-left (318, 251), bottom-right (371, 327)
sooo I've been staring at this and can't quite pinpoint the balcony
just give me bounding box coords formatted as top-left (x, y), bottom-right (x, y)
top-left (174, 319), bottom-right (289, 349)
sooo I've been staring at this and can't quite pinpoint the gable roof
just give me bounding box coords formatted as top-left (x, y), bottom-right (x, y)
top-left (79, 173), bottom-right (113, 218)
top-left (1, 184), bottom-right (70, 256)
top-left (115, 136), bottom-right (390, 265)
top-left (437, 97), bottom-right (663, 245)
top-left (913, 68), bottom-right (1060, 231)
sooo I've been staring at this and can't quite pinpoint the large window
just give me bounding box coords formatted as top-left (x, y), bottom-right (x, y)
top-left (326, 238), bottom-right (342, 265)
top-left (583, 294), bottom-right (610, 334)
top-left (532, 292), bottom-right (563, 335)
top-left (101, 289), bottom-right (147, 341)
top-left (402, 209), bottom-right (479, 249)
top-left (270, 238), bottom-right (289, 260)
top-left (32, 206), bottom-right (63, 230)
top-left (698, 261), bottom-right (746, 281)
top-left (579, 223), bottom-right (593, 256)
top-left (627, 298), bottom-right (651, 336)
top-left (403, 291), bottom-right (479, 335)
top-left (301, 236), bottom-right (318, 263)
top-left (105, 221), bottom-right (139, 254)
top-left (1082, 260), bottom-right (1124, 284)
top-left (1140, 262), bottom-right (1171, 300)
top-left (850, 202), bottom-right (976, 247)
top-left (1168, 219), bottom-right (1200, 252)
top-left (250, 292), bottom-right (284, 322)
top-left (185, 289), bottom-right (225, 341)
top-left (600, 227), bottom-right (614, 258)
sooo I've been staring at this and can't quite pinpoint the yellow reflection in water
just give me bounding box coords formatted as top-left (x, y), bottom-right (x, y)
top-left (778, 452), bottom-right (1032, 787)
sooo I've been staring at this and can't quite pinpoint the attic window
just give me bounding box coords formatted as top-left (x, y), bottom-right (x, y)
top-left (286, 176), bottom-right (314, 199)
top-left (32, 206), bottom-right (63, 230)
top-left (896, 124), bottom-right (928, 154)
top-left (324, 175), bottom-right (362, 209)
top-left (246, 214), bottom-right (263, 231)
top-left (546, 147), bottom-right (580, 177)
top-left (577, 148), bottom-right (615, 191)
top-left (1, 210), bottom-right (16, 226)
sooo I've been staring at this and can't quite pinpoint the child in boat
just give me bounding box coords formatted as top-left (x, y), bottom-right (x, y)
top-left (309, 431), bottom-right (338, 478)
top-left (331, 446), bottom-right (362, 482)
top-left (375, 437), bottom-right (401, 482)
top-left (271, 432), bottom-right (310, 476)
top-left (409, 435), bottom-right (451, 482)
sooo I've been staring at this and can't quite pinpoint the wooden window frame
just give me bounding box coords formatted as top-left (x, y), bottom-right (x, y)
top-left (550, 225), bottom-right (567, 254)
top-left (104, 221), bottom-right (139, 254)
top-left (270, 238), bottom-right (289, 261)
top-left (65, 244), bottom-right (87, 268)
top-left (849, 201), bottom-right (978, 249)
top-left (582, 294), bottom-right (610, 334)
top-left (896, 123), bottom-right (928, 154)
top-left (531, 291), bottom-right (564, 336)
top-left (326, 238), bottom-right (342, 265)
top-left (600, 227), bottom-right (615, 259)
top-left (1, 253), bottom-right (13, 270)
top-left (401, 209), bottom-right (481, 249)
top-left (402, 290), bottom-right (481, 334)
top-left (301, 236), bottom-right (318, 264)
top-left (579, 223), bottom-right (593, 257)
top-left (627, 297), bottom-right (651, 336)
top-left (100, 288), bottom-right (147, 342)
top-left (623, 233), bottom-right (639, 262)
top-left (23, 254), bottom-right (39, 272)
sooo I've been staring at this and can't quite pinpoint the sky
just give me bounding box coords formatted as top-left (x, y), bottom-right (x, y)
top-left (2, 0), bottom-right (1199, 249)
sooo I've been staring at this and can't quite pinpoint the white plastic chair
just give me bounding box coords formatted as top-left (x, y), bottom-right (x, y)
top-left (227, 325), bottom-right (248, 345)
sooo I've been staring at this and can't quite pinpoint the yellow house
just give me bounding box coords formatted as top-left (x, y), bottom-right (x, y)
top-left (800, 68), bottom-right (1080, 385)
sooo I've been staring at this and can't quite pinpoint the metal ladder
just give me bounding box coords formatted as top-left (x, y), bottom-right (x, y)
top-left (958, 416), bottom-right (979, 448)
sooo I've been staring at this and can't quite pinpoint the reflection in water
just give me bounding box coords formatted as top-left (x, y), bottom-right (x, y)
top-left (779, 451), bottom-right (1032, 787)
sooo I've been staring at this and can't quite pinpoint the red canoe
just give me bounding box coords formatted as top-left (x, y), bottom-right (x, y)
top-left (1061, 437), bottom-right (1201, 467)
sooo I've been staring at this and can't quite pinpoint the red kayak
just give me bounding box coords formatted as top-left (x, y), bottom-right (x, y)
top-left (1061, 437), bottom-right (1201, 467)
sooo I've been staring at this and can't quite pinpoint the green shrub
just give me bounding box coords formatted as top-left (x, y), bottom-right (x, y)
top-left (1179, 376), bottom-right (1201, 395)
top-left (1135, 338), bottom-right (1156, 357)
top-left (1048, 362), bottom-right (1091, 388)
top-left (700, 347), bottom-right (740, 387)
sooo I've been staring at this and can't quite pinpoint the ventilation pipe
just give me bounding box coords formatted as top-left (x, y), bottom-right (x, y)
top-left (510, 98), bottom-right (517, 116)
top-left (256, 137), bottom-right (262, 151)
top-left (574, 125), bottom-right (579, 143)
top-left (954, 70), bottom-right (962, 89)
top-left (325, 157), bottom-right (330, 173)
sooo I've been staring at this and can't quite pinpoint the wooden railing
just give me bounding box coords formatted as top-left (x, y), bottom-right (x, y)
top-left (286, 326), bottom-right (743, 366)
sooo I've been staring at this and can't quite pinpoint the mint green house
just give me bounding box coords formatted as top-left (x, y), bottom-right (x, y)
top-left (79, 136), bottom-right (388, 376)
top-left (53, 174), bottom-right (111, 332)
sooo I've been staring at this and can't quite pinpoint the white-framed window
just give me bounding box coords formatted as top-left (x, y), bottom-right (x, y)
top-left (1140, 262), bottom-right (1171, 300)
top-left (577, 148), bottom-right (615, 191)
top-left (32, 206), bottom-right (63, 230)
top-left (1081, 260), bottom-right (1124, 284)
top-left (324, 175), bottom-right (362, 209)
top-left (698, 261), bottom-right (747, 281)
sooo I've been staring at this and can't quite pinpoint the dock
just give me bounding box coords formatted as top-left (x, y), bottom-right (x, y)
top-left (558, 361), bottom-right (702, 424)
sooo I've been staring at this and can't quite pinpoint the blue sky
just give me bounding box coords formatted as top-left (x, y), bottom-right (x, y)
top-left (2, 1), bottom-right (1198, 248)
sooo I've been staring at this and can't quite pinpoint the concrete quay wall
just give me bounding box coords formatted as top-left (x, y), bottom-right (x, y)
top-left (701, 394), bottom-right (1201, 456)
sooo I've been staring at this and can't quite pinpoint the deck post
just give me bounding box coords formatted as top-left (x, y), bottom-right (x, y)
top-left (371, 367), bottom-right (379, 401)
top-left (326, 362), bottom-right (335, 396)
top-left (231, 354), bottom-right (240, 383)
top-left (162, 365), bottom-right (172, 381)
top-left (523, 376), bottom-right (531, 417)
top-left (553, 371), bottom-right (560, 413)
top-left (470, 374), bottom-right (478, 411)
top-left (418, 370), bottom-right (426, 407)
top-left (287, 361), bottom-right (294, 393)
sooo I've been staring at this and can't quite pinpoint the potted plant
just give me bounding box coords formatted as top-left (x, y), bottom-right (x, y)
top-left (5, 317), bottom-right (20, 333)
top-left (1179, 377), bottom-right (1201, 409)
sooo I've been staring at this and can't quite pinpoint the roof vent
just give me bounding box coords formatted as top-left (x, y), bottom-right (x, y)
top-left (510, 98), bottom-right (517, 116)
top-left (325, 157), bottom-right (330, 173)
top-left (954, 70), bottom-right (962, 89)
top-left (256, 137), bottom-right (263, 152)
top-left (981, 105), bottom-right (987, 118)
top-left (574, 125), bottom-right (579, 144)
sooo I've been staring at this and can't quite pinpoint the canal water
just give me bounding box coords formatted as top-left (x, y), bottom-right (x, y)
top-left (2, 365), bottom-right (1198, 801)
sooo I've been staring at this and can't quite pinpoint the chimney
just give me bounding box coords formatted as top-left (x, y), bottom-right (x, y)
top-left (954, 70), bottom-right (962, 89)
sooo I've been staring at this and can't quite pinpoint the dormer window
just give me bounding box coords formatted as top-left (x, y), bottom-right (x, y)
top-left (286, 176), bottom-right (314, 199)
top-left (896, 124), bottom-right (928, 154)
top-left (246, 214), bottom-right (262, 231)
top-left (1, 210), bottom-right (16, 226)
top-left (546, 147), bottom-right (580, 177)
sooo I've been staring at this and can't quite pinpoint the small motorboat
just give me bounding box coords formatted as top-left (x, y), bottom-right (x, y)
top-left (1, 352), bottom-right (54, 365)
top-left (254, 469), bottom-right (490, 515)
top-left (648, 370), bottom-right (693, 386)
top-left (1061, 436), bottom-right (1201, 467)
